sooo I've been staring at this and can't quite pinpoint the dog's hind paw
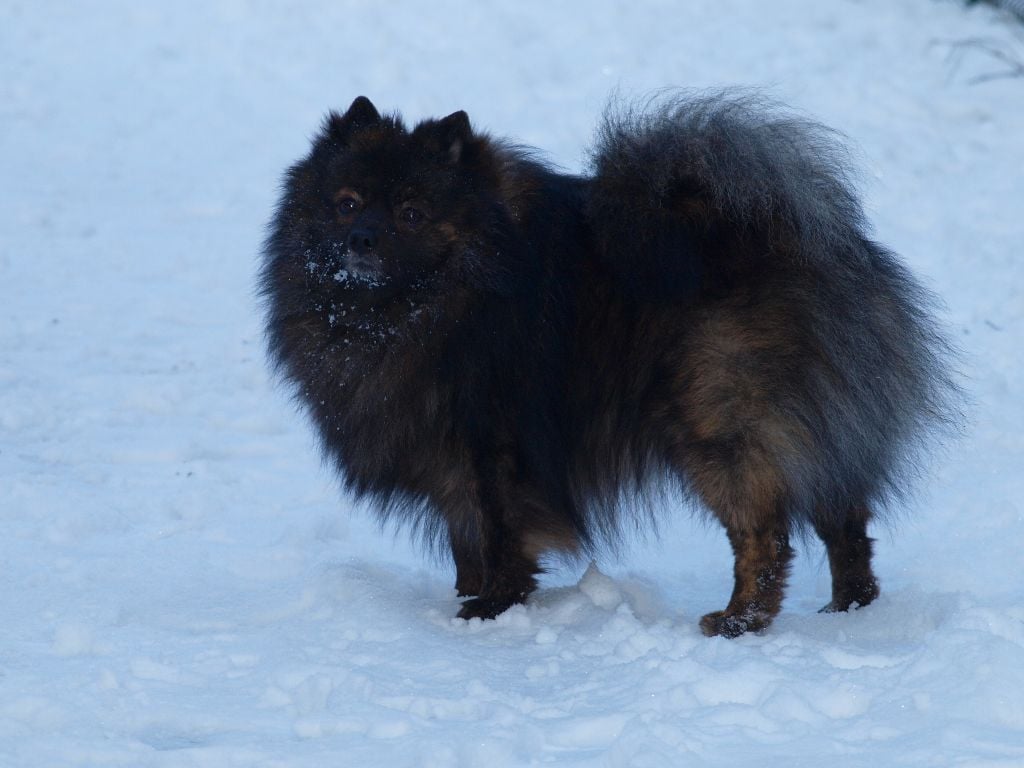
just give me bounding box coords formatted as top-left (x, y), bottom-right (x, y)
top-left (699, 608), bottom-right (772, 638)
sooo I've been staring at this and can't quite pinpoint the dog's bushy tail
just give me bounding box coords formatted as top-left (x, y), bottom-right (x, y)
top-left (586, 91), bottom-right (872, 299)
top-left (586, 91), bottom-right (962, 522)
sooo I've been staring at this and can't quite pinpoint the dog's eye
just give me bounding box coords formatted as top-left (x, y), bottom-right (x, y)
top-left (336, 196), bottom-right (361, 215)
top-left (401, 205), bottom-right (425, 226)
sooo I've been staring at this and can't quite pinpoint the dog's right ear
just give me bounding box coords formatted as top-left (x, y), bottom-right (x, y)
top-left (326, 96), bottom-right (381, 143)
top-left (434, 110), bottom-right (472, 164)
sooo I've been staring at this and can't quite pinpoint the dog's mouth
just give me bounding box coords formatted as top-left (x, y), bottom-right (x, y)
top-left (333, 252), bottom-right (388, 289)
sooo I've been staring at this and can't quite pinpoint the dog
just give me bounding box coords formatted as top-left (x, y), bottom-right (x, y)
top-left (260, 93), bottom-right (957, 636)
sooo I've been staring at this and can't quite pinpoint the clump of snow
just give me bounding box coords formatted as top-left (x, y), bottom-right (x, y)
top-left (578, 561), bottom-right (625, 610)
top-left (3, 1), bottom-right (1023, 766)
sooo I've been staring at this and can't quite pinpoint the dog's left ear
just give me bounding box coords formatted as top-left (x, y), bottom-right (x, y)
top-left (435, 110), bottom-right (472, 163)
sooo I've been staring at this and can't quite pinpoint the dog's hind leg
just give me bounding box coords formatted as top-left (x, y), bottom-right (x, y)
top-left (699, 509), bottom-right (794, 638)
top-left (814, 505), bottom-right (880, 613)
top-left (674, 427), bottom-right (797, 637)
top-left (676, 436), bottom-right (795, 637)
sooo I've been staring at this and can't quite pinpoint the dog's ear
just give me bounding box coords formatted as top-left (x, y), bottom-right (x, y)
top-left (434, 110), bottom-right (472, 163)
top-left (326, 96), bottom-right (381, 143)
top-left (415, 110), bottom-right (474, 163)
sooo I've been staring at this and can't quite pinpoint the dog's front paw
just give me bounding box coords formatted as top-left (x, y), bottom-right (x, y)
top-left (456, 596), bottom-right (520, 620)
top-left (454, 573), bottom-right (483, 598)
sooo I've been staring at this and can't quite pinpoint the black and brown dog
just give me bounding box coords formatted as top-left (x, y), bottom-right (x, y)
top-left (261, 93), bottom-right (958, 637)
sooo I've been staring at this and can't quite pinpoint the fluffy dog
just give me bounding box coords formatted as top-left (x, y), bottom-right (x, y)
top-left (261, 93), bottom-right (957, 636)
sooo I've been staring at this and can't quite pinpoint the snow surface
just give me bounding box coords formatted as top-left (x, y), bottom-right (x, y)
top-left (2, 1), bottom-right (1023, 766)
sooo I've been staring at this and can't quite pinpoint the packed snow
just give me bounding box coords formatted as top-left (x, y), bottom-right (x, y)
top-left (2, 1), bottom-right (1023, 766)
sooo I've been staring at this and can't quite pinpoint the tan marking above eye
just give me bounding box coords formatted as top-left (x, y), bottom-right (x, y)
top-left (333, 187), bottom-right (363, 204)
top-left (436, 222), bottom-right (459, 241)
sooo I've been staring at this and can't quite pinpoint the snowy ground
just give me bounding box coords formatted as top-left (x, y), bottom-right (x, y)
top-left (3, 1), bottom-right (1024, 766)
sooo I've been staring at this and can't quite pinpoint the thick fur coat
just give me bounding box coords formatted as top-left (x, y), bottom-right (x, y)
top-left (260, 93), bottom-right (957, 636)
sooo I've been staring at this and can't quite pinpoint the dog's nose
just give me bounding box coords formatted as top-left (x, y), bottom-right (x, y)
top-left (348, 227), bottom-right (377, 254)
